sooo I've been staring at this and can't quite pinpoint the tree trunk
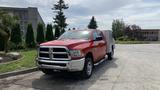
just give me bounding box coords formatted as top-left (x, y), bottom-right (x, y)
top-left (4, 37), bottom-right (9, 53)
top-left (0, 30), bottom-right (9, 53)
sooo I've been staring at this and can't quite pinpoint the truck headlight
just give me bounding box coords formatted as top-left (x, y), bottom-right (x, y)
top-left (69, 50), bottom-right (83, 57)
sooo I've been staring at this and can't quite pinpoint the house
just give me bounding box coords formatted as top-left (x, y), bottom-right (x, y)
top-left (0, 7), bottom-right (45, 38)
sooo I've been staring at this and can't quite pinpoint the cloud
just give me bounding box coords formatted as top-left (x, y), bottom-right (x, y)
top-left (67, 0), bottom-right (141, 16)
top-left (0, 0), bottom-right (160, 29)
top-left (113, 2), bottom-right (160, 29)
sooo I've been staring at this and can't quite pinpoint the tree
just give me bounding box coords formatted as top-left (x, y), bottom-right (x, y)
top-left (10, 23), bottom-right (22, 48)
top-left (52, 0), bottom-right (69, 35)
top-left (36, 23), bottom-right (45, 44)
top-left (55, 25), bottom-right (60, 38)
top-left (124, 25), bottom-right (131, 38)
top-left (124, 24), bottom-right (141, 40)
top-left (88, 16), bottom-right (98, 29)
top-left (112, 19), bottom-right (125, 40)
top-left (0, 10), bottom-right (17, 52)
top-left (25, 24), bottom-right (35, 48)
top-left (61, 29), bottom-right (65, 34)
top-left (46, 24), bottom-right (54, 41)
top-left (131, 24), bottom-right (141, 40)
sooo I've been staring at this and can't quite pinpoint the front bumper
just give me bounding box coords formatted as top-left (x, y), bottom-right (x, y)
top-left (37, 58), bottom-right (85, 72)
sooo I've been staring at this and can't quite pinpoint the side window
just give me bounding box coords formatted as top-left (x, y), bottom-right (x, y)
top-left (93, 32), bottom-right (98, 40)
top-left (97, 31), bottom-right (103, 37)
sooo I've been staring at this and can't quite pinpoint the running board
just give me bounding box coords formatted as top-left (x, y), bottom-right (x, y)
top-left (94, 55), bottom-right (108, 66)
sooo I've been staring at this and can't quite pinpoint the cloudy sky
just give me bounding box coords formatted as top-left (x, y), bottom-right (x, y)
top-left (0, 0), bottom-right (160, 30)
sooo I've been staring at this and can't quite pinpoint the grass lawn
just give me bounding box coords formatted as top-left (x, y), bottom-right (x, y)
top-left (116, 41), bottom-right (152, 44)
top-left (0, 49), bottom-right (37, 74)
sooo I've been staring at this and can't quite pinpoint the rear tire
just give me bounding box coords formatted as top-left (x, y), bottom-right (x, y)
top-left (108, 53), bottom-right (112, 60)
top-left (108, 49), bottom-right (114, 60)
top-left (81, 57), bottom-right (93, 79)
top-left (41, 69), bottom-right (53, 75)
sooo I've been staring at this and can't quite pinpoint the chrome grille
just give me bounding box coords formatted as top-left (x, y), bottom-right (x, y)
top-left (53, 48), bottom-right (67, 52)
top-left (40, 48), bottom-right (49, 52)
top-left (38, 46), bottom-right (70, 60)
top-left (39, 53), bottom-right (49, 58)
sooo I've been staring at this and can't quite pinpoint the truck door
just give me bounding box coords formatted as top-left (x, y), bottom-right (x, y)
top-left (97, 31), bottom-right (106, 60)
top-left (92, 31), bottom-right (106, 62)
top-left (92, 31), bottom-right (100, 62)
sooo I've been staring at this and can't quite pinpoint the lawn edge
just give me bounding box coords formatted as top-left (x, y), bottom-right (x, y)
top-left (0, 67), bottom-right (38, 79)
top-left (0, 55), bottom-right (25, 65)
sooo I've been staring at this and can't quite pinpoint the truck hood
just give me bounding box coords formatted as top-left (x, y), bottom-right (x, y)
top-left (40, 39), bottom-right (90, 49)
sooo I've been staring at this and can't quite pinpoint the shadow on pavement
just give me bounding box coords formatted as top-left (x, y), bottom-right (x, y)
top-left (32, 58), bottom-right (118, 90)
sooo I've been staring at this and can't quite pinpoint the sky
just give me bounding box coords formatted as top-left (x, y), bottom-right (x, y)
top-left (0, 0), bottom-right (160, 30)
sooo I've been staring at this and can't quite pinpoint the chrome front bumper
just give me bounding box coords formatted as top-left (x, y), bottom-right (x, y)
top-left (37, 58), bottom-right (85, 71)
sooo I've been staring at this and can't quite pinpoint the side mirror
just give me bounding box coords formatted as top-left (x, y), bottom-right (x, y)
top-left (95, 36), bottom-right (103, 41)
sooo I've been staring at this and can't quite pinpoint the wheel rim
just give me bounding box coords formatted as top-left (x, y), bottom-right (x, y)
top-left (87, 60), bottom-right (92, 76)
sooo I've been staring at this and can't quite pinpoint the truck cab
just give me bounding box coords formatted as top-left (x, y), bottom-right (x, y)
top-left (37, 29), bottom-right (114, 78)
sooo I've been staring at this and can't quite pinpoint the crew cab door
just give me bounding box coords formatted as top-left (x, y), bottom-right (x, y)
top-left (96, 31), bottom-right (106, 60)
top-left (92, 31), bottom-right (106, 62)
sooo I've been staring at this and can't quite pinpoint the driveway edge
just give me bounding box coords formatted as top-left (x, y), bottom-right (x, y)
top-left (0, 67), bottom-right (38, 79)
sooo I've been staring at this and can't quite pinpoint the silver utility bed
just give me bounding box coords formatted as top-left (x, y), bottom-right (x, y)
top-left (102, 30), bottom-right (115, 53)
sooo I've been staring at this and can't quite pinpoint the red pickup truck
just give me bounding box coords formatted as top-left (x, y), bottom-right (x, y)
top-left (37, 29), bottom-right (115, 78)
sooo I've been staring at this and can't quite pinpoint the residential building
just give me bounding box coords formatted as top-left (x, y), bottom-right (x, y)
top-left (0, 7), bottom-right (45, 38)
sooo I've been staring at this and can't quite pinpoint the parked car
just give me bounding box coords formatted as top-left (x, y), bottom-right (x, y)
top-left (36, 29), bottom-right (115, 78)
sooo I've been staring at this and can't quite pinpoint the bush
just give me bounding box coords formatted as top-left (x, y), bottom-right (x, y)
top-left (25, 24), bottom-right (35, 48)
top-left (8, 41), bottom-right (16, 50)
top-left (117, 36), bottom-right (124, 41)
top-left (55, 25), bottom-right (60, 38)
top-left (17, 42), bottom-right (26, 49)
top-left (36, 23), bottom-right (45, 44)
top-left (117, 36), bottom-right (130, 41)
top-left (8, 41), bottom-right (26, 50)
top-left (117, 36), bottom-right (139, 41)
top-left (10, 23), bottom-right (22, 46)
top-left (46, 24), bottom-right (54, 41)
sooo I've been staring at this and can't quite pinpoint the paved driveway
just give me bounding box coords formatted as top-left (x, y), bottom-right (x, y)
top-left (1, 44), bottom-right (160, 90)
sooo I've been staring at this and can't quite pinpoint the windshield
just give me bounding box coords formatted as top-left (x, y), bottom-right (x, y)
top-left (58, 30), bottom-right (91, 40)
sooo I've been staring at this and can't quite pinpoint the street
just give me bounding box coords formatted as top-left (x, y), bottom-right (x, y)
top-left (1, 44), bottom-right (160, 90)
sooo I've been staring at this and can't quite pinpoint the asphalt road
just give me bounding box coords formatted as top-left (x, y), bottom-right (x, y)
top-left (1, 44), bottom-right (160, 90)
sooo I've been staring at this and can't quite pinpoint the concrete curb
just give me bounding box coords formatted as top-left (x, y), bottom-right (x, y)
top-left (0, 67), bottom-right (39, 79)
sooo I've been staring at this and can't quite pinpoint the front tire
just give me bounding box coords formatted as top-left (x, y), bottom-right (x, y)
top-left (41, 69), bottom-right (53, 75)
top-left (81, 57), bottom-right (93, 79)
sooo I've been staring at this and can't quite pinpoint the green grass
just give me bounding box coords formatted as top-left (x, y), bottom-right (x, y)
top-left (116, 41), bottom-right (160, 44)
top-left (0, 49), bottom-right (37, 74)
